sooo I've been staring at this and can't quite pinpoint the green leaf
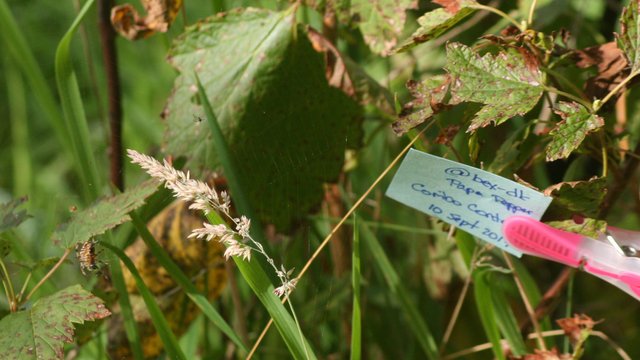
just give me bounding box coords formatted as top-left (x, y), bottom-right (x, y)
top-left (546, 218), bottom-right (607, 239)
top-left (0, 197), bottom-right (30, 232)
top-left (544, 177), bottom-right (607, 218)
top-left (0, 237), bottom-right (11, 258)
top-left (546, 102), bottom-right (604, 161)
top-left (394, 2), bottom-right (477, 53)
top-left (617, 0), bottom-right (640, 72)
top-left (445, 43), bottom-right (544, 132)
top-left (351, 0), bottom-right (417, 55)
top-left (473, 269), bottom-right (506, 360)
top-left (52, 180), bottom-right (159, 248)
top-left (393, 75), bottom-right (451, 135)
top-left (0, 285), bottom-right (111, 360)
top-left (491, 283), bottom-right (528, 356)
top-left (164, 8), bottom-right (361, 230)
top-left (54, 0), bottom-right (101, 202)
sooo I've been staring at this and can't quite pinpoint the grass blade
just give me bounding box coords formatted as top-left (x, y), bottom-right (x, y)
top-left (491, 283), bottom-right (528, 356)
top-left (0, 0), bottom-right (70, 158)
top-left (128, 211), bottom-right (248, 352)
top-left (205, 212), bottom-right (316, 360)
top-left (54, 0), bottom-right (101, 201)
top-left (473, 269), bottom-right (506, 360)
top-left (356, 215), bottom-right (438, 358)
top-left (350, 213), bottom-right (361, 360)
top-left (102, 242), bottom-right (187, 360)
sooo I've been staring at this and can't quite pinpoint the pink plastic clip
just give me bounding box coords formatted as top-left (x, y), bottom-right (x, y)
top-left (503, 216), bottom-right (640, 300)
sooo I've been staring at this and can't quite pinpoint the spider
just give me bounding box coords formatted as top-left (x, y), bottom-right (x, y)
top-left (75, 239), bottom-right (102, 275)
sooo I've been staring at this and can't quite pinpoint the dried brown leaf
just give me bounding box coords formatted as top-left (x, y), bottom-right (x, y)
top-left (111, 0), bottom-right (182, 40)
top-left (575, 42), bottom-right (629, 100)
top-left (556, 314), bottom-right (600, 346)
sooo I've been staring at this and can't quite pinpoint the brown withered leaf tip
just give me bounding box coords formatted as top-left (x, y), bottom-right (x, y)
top-left (307, 28), bottom-right (356, 97)
top-left (433, 0), bottom-right (463, 13)
top-left (575, 42), bottom-right (629, 100)
top-left (111, 0), bottom-right (183, 41)
top-left (556, 314), bottom-right (601, 346)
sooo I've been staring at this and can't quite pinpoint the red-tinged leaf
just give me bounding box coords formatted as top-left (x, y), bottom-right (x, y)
top-left (393, 75), bottom-right (451, 135)
top-left (52, 180), bottom-right (159, 248)
top-left (543, 177), bottom-right (607, 218)
top-left (616, 0), bottom-right (640, 72)
top-left (394, 1), bottom-right (477, 53)
top-left (556, 314), bottom-right (599, 346)
top-left (545, 218), bottom-right (607, 239)
top-left (351, 0), bottom-right (418, 55)
top-left (444, 43), bottom-right (544, 132)
top-left (546, 101), bottom-right (604, 161)
top-left (575, 42), bottom-right (628, 100)
top-left (0, 197), bottom-right (30, 233)
top-left (435, 125), bottom-right (460, 144)
top-left (0, 285), bottom-right (111, 360)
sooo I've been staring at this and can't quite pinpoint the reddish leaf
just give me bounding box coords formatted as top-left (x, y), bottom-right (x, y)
top-left (556, 314), bottom-right (599, 346)
top-left (575, 42), bottom-right (629, 100)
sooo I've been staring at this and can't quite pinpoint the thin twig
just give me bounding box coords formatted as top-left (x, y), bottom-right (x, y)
top-left (439, 246), bottom-right (481, 354)
top-left (444, 329), bottom-right (631, 360)
top-left (98, 0), bottom-right (124, 191)
top-left (527, 0), bottom-right (538, 27)
top-left (23, 248), bottom-right (72, 303)
top-left (503, 252), bottom-right (547, 351)
top-left (246, 124), bottom-right (433, 359)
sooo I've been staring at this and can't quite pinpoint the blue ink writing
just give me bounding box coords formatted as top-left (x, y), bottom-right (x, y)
top-left (411, 183), bottom-right (462, 206)
top-left (467, 203), bottom-right (504, 224)
top-left (446, 178), bottom-right (483, 197)
top-left (491, 194), bottom-right (533, 215)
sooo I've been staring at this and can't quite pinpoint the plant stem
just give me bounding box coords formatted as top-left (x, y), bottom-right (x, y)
top-left (527, 0), bottom-right (538, 26)
top-left (16, 271), bottom-right (32, 303)
top-left (0, 258), bottom-right (16, 311)
top-left (594, 71), bottom-right (640, 112)
top-left (503, 253), bottom-right (547, 351)
top-left (23, 248), bottom-right (71, 304)
top-left (470, 4), bottom-right (524, 31)
top-left (544, 86), bottom-right (593, 111)
top-left (98, 0), bottom-right (124, 191)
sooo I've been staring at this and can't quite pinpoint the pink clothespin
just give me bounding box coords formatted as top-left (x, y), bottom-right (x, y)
top-left (503, 216), bottom-right (640, 300)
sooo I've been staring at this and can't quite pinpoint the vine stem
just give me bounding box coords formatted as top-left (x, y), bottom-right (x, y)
top-left (470, 4), bottom-right (524, 31)
top-left (23, 248), bottom-right (72, 304)
top-left (246, 124), bottom-right (433, 359)
top-left (594, 70), bottom-right (640, 112)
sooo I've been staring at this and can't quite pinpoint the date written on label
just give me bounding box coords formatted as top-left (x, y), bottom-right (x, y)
top-left (386, 149), bottom-right (552, 256)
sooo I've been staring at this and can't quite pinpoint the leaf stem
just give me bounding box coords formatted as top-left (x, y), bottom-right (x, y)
top-left (594, 70), bottom-right (640, 112)
top-left (23, 248), bottom-right (71, 304)
top-left (600, 132), bottom-right (608, 178)
top-left (0, 258), bottom-right (16, 311)
top-left (544, 86), bottom-right (593, 111)
top-left (16, 271), bottom-right (32, 304)
top-left (527, 0), bottom-right (538, 27)
top-left (470, 4), bottom-right (524, 31)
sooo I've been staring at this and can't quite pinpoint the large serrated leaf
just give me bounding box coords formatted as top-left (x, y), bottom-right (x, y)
top-left (617, 0), bottom-right (640, 72)
top-left (351, 0), bottom-right (417, 55)
top-left (394, 2), bottom-right (476, 53)
top-left (445, 43), bottom-right (544, 132)
top-left (0, 285), bottom-right (111, 360)
top-left (546, 101), bottom-right (604, 161)
top-left (164, 8), bottom-right (360, 230)
top-left (0, 197), bottom-right (30, 232)
top-left (52, 180), bottom-right (159, 248)
top-left (543, 177), bottom-right (607, 218)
